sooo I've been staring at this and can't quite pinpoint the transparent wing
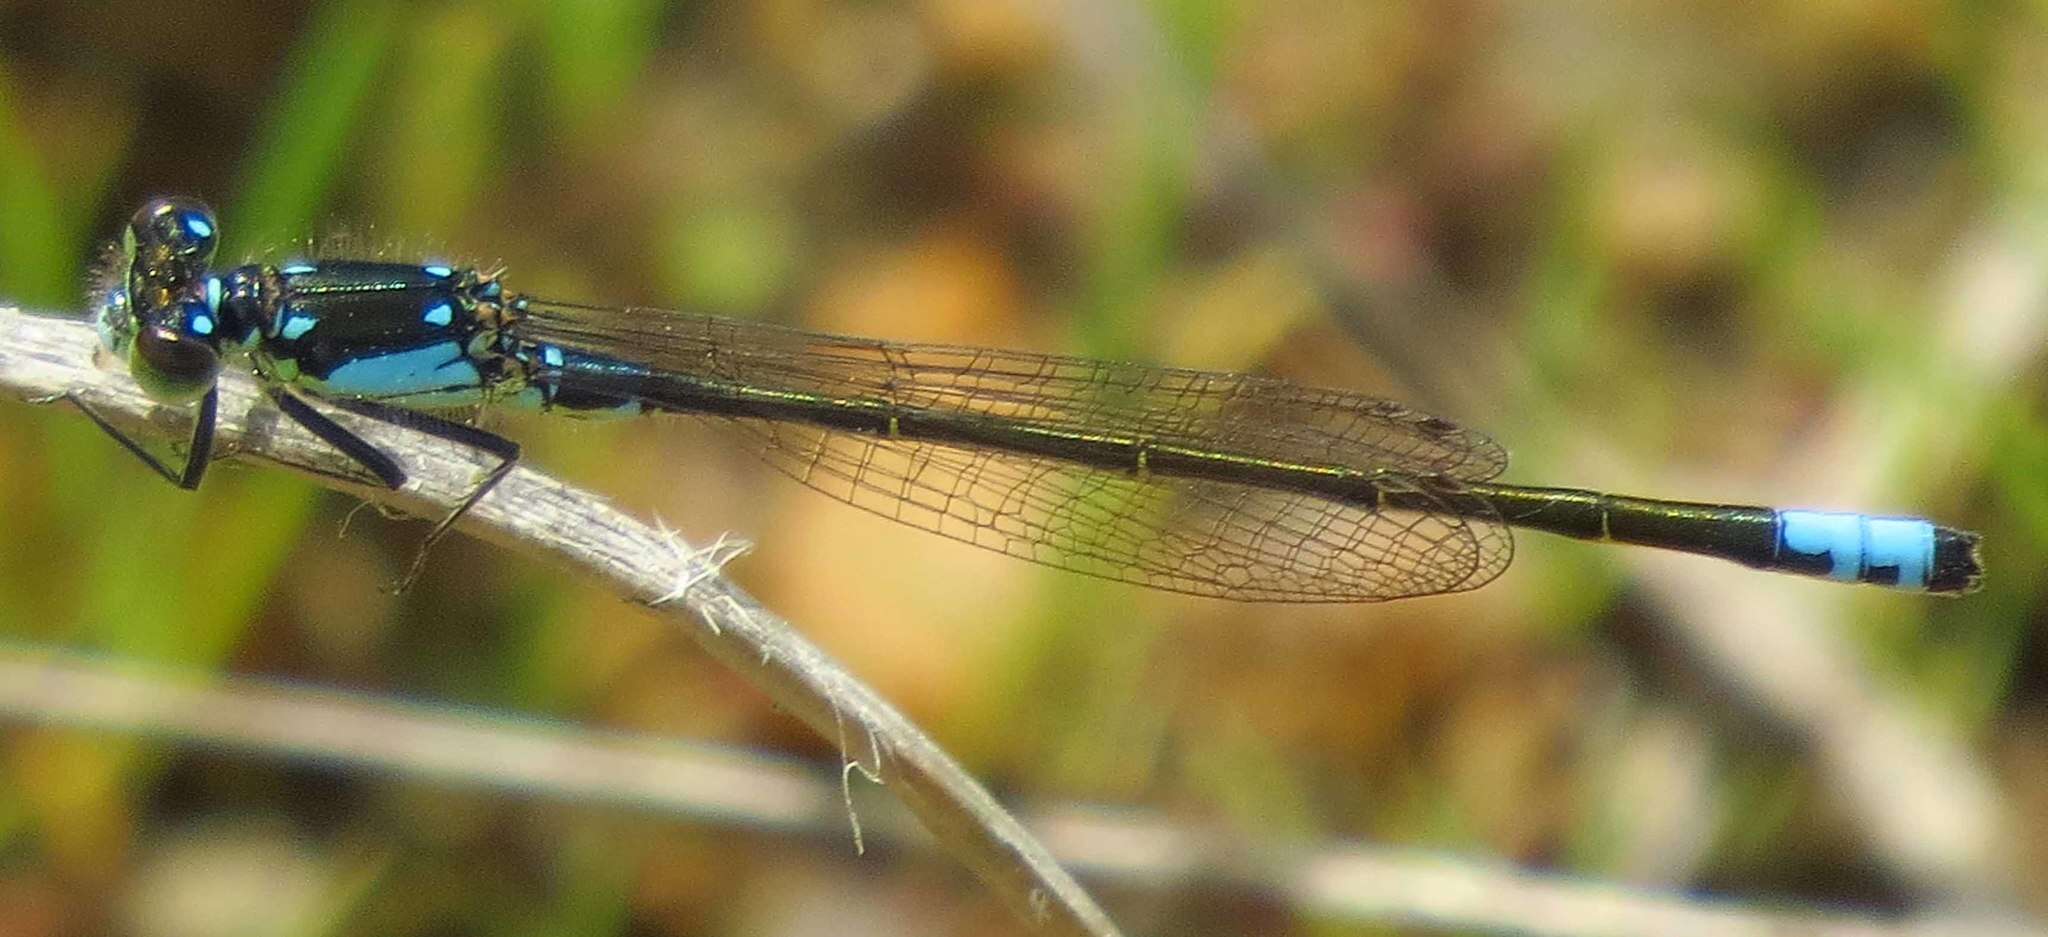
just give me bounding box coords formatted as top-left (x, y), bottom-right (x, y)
top-left (726, 417), bottom-right (1511, 602)
top-left (516, 300), bottom-right (1514, 601)
top-left (516, 300), bottom-right (1510, 481)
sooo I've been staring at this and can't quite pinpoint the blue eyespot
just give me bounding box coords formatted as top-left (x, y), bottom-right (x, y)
top-left (181, 302), bottom-right (217, 337)
top-left (130, 197), bottom-right (220, 265)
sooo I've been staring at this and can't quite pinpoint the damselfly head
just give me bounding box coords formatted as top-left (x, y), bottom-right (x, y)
top-left (88, 197), bottom-right (231, 402)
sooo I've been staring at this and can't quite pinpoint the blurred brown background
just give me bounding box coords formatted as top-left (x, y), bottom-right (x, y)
top-left (0, 1), bottom-right (2043, 934)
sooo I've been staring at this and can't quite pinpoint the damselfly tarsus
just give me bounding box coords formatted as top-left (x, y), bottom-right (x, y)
top-left (75, 197), bottom-right (1982, 601)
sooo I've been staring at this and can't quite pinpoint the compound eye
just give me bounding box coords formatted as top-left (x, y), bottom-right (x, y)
top-left (129, 196), bottom-right (219, 268)
top-left (131, 316), bottom-right (222, 404)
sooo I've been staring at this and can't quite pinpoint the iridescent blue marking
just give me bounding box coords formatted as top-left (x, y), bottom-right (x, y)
top-left (423, 264), bottom-right (454, 278)
top-left (541, 345), bottom-right (565, 368)
top-left (185, 306), bottom-right (216, 336)
top-left (318, 341), bottom-right (483, 398)
top-left (278, 308), bottom-right (317, 341)
top-left (281, 262), bottom-right (316, 275)
top-left (204, 275), bottom-right (223, 313)
top-left (184, 214), bottom-right (214, 240)
top-left (422, 299), bottom-right (454, 327)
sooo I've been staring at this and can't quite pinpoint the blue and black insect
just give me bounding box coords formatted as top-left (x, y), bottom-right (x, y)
top-left (77, 197), bottom-right (1983, 600)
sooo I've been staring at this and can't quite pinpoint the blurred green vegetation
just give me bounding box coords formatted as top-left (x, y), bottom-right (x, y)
top-left (0, 1), bottom-right (2043, 934)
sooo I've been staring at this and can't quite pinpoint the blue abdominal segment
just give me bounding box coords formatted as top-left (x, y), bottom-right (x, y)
top-left (524, 343), bottom-right (648, 418)
top-left (1777, 510), bottom-right (1935, 590)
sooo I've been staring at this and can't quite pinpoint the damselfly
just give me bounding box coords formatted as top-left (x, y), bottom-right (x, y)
top-left (75, 197), bottom-right (1982, 601)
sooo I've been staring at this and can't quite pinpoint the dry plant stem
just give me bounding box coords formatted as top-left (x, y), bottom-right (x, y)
top-left (0, 306), bottom-right (1121, 937)
top-left (3, 648), bottom-right (2044, 937)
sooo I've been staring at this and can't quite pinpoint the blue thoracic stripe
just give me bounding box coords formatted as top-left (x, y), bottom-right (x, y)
top-left (278, 308), bottom-right (317, 340)
top-left (315, 341), bottom-right (483, 399)
top-left (1776, 510), bottom-right (1935, 590)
